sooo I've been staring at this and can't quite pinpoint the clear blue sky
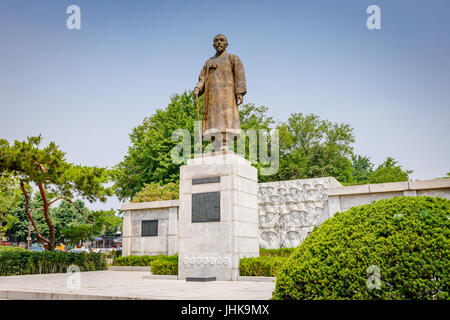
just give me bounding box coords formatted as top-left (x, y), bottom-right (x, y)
top-left (1, 0), bottom-right (449, 210)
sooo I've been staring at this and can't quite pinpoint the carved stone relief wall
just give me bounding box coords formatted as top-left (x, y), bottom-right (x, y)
top-left (258, 178), bottom-right (331, 249)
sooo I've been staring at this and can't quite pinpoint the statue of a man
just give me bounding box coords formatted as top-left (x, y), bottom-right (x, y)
top-left (193, 34), bottom-right (247, 151)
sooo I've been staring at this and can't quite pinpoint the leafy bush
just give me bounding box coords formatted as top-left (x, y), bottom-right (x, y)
top-left (0, 245), bottom-right (25, 252)
top-left (150, 255), bottom-right (178, 275)
top-left (240, 256), bottom-right (288, 277)
top-left (113, 255), bottom-right (163, 266)
top-left (0, 250), bottom-right (106, 276)
top-left (131, 182), bottom-right (179, 203)
top-left (112, 249), bottom-right (122, 259)
top-left (260, 248), bottom-right (296, 257)
top-left (273, 196), bottom-right (450, 300)
top-left (113, 254), bottom-right (178, 275)
top-left (103, 249), bottom-right (122, 265)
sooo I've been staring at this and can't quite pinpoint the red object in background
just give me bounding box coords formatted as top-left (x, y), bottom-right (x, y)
top-left (0, 242), bottom-right (13, 246)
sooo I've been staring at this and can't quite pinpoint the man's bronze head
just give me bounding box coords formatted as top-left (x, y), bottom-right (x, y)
top-left (213, 34), bottom-right (228, 54)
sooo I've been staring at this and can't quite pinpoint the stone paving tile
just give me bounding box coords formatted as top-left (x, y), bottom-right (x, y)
top-left (0, 271), bottom-right (275, 300)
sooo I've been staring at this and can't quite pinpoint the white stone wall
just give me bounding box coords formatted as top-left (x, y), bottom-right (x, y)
top-left (121, 178), bottom-right (450, 254)
top-left (328, 179), bottom-right (450, 218)
top-left (122, 200), bottom-right (178, 256)
top-left (178, 152), bottom-right (259, 281)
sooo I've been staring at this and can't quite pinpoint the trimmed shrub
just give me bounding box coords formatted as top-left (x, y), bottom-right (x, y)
top-left (260, 248), bottom-right (296, 257)
top-left (150, 255), bottom-right (178, 275)
top-left (273, 196), bottom-right (450, 300)
top-left (0, 251), bottom-right (106, 276)
top-left (240, 256), bottom-right (288, 277)
top-left (114, 254), bottom-right (178, 275)
top-left (113, 255), bottom-right (163, 266)
top-left (0, 245), bottom-right (26, 252)
top-left (112, 249), bottom-right (122, 259)
top-left (131, 182), bottom-right (179, 203)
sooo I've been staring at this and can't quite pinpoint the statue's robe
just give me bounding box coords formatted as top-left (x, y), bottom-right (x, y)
top-left (195, 51), bottom-right (246, 138)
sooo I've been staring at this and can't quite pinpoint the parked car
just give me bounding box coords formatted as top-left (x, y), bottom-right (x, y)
top-left (68, 248), bottom-right (89, 253)
top-left (28, 246), bottom-right (45, 252)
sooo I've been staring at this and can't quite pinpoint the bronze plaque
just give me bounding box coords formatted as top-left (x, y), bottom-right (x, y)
top-left (192, 192), bottom-right (220, 223)
top-left (192, 176), bottom-right (220, 185)
top-left (141, 220), bottom-right (158, 237)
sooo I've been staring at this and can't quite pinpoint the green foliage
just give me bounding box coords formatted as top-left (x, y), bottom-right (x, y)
top-left (0, 136), bottom-right (114, 201)
top-left (240, 256), bottom-right (288, 277)
top-left (6, 195), bottom-right (50, 242)
top-left (0, 176), bottom-right (21, 212)
top-left (51, 199), bottom-right (87, 242)
top-left (347, 156), bottom-right (412, 185)
top-left (345, 155), bottom-right (412, 185)
top-left (114, 91), bottom-right (201, 200)
top-left (367, 157), bottom-right (412, 184)
top-left (61, 209), bottom-right (122, 243)
top-left (0, 245), bottom-right (25, 251)
top-left (131, 182), bottom-right (179, 203)
top-left (113, 254), bottom-right (178, 275)
top-left (114, 91), bottom-right (414, 196)
top-left (237, 104), bottom-right (276, 182)
top-left (275, 113), bottom-right (355, 183)
top-left (113, 254), bottom-right (166, 266)
top-left (259, 248), bottom-right (296, 257)
top-left (0, 135), bottom-right (116, 249)
top-left (6, 195), bottom-right (120, 245)
top-left (111, 249), bottom-right (122, 259)
top-left (0, 250), bottom-right (106, 276)
top-left (150, 255), bottom-right (178, 275)
top-left (272, 196), bottom-right (450, 300)
top-left (0, 175), bottom-right (22, 236)
top-left (114, 92), bottom-right (277, 200)
top-left (239, 104), bottom-right (274, 132)
top-left (238, 248), bottom-right (295, 277)
top-left (349, 154), bottom-right (374, 185)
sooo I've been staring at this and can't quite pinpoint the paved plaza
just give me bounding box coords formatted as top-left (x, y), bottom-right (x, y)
top-left (0, 271), bottom-right (275, 300)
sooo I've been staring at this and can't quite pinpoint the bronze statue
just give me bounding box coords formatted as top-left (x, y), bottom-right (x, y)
top-left (193, 34), bottom-right (246, 151)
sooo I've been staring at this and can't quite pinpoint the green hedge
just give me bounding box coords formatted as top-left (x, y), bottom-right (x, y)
top-left (150, 255), bottom-right (178, 275)
top-left (260, 248), bottom-right (296, 257)
top-left (114, 254), bottom-right (178, 275)
top-left (113, 255), bottom-right (165, 266)
top-left (0, 251), bottom-right (106, 276)
top-left (273, 196), bottom-right (450, 300)
top-left (240, 256), bottom-right (288, 277)
top-left (0, 245), bottom-right (26, 252)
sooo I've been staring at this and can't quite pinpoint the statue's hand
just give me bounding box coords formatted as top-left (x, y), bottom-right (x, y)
top-left (193, 88), bottom-right (200, 98)
top-left (236, 94), bottom-right (243, 105)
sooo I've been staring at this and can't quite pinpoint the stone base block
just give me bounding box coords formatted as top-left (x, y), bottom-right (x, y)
top-left (178, 152), bottom-right (259, 281)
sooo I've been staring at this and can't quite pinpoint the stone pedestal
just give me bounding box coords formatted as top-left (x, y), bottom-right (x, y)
top-left (178, 152), bottom-right (259, 281)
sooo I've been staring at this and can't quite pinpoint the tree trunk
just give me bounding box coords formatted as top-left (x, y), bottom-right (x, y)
top-left (20, 181), bottom-right (51, 248)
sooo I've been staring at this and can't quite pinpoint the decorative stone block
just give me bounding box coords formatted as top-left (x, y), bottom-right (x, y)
top-left (178, 152), bottom-right (259, 281)
top-left (258, 178), bottom-right (333, 249)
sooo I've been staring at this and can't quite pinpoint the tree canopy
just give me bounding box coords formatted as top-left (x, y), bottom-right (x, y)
top-left (0, 135), bottom-right (116, 249)
top-left (114, 91), bottom-right (276, 200)
top-left (114, 91), bottom-right (413, 200)
top-left (275, 113), bottom-right (355, 183)
top-left (114, 92), bottom-right (201, 200)
top-left (0, 175), bottom-right (21, 237)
